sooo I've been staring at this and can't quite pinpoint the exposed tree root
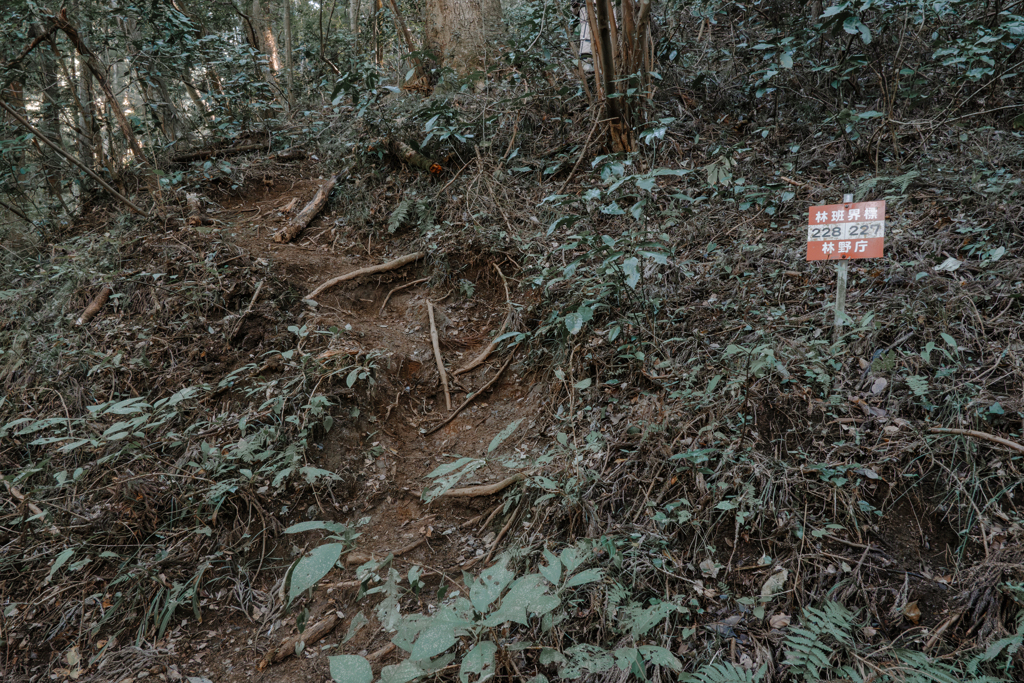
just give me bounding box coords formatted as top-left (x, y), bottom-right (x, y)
top-left (305, 252), bottom-right (425, 300)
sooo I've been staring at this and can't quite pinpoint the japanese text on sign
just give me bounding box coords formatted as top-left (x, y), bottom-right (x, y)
top-left (806, 201), bottom-right (885, 261)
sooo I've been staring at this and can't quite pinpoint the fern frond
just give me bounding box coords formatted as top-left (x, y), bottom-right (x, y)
top-left (388, 199), bottom-right (412, 234)
top-left (680, 661), bottom-right (765, 683)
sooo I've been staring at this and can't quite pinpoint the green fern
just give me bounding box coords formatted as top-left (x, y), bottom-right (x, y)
top-left (680, 661), bottom-right (766, 683)
top-left (783, 602), bottom-right (855, 681)
top-left (387, 198), bottom-right (412, 234)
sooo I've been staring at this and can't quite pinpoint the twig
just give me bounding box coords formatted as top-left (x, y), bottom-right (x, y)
top-left (229, 279), bottom-right (264, 342)
top-left (366, 642), bottom-right (396, 663)
top-left (380, 277), bottom-right (428, 315)
top-left (76, 284), bottom-right (112, 326)
top-left (258, 613), bottom-right (339, 668)
top-left (558, 116), bottom-right (610, 196)
top-left (484, 502), bottom-right (522, 564)
top-left (344, 538), bottom-right (427, 566)
top-left (428, 300), bottom-right (452, 411)
top-left (928, 427), bottom-right (1024, 456)
top-left (453, 264), bottom-right (512, 375)
top-left (306, 252), bottom-right (424, 300)
top-left (1, 475), bottom-right (59, 535)
top-left (425, 353), bottom-right (515, 435)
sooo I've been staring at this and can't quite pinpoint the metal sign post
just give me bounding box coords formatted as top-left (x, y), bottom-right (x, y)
top-left (806, 195), bottom-right (887, 341)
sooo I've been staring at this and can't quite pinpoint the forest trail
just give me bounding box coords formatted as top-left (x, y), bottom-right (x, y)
top-left (138, 167), bottom-right (545, 683)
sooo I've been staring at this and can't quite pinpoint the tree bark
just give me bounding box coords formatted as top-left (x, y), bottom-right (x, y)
top-left (31, 22), bottom-right (63, 197)
top-left (424, 0), bottom-right (495, 74)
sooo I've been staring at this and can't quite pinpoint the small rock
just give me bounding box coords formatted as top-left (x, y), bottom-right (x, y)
top-left (482, 532), bottom-right (496, 544)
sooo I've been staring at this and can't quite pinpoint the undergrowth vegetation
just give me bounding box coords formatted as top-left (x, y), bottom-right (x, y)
top-left (2, 0), bottom-right (1023, 681)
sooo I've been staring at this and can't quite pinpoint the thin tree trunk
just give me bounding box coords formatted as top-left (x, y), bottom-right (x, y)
top-left (349, 0), bottom-right (360, 37)
top-left (284, 0), bottom-right (295, 107)
top-left (31, 22), bottom-right (63, 197)
top-left (51, 10), bottom-right (153, 167)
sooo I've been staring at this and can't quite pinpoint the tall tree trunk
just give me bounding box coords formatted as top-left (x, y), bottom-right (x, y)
top-left (124, 18), bottom-right (185, 144)
top-left (283, 0), bottom-right (295, 108)
top-left (424, 0), bottom-right (496, 74)
top-left (31, 22), bottom-right (63, 197)
top-left (349, 0), bottom-right (360, 36)
top-left (252, 0), bottom-right (282, 71)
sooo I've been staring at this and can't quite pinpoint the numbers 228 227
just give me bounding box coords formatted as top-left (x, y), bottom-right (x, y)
top-left (808, 222), bottom-right (883, 241)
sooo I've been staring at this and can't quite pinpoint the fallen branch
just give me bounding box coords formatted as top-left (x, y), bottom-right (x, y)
top-left (928, 427), bottom-right (1024, 456)
top-left (374, 138), bottom-right (442, 174)
top-left (229, 279), bottom-right (264, 343)
top-left (484, 501), bottom-right (522, 564)
top-left (344, 538), bottom-right (427, 566)
top-left (453, 264), bottom-right (512, 376)
top-left (425, 353), bottom-right (514, 435)
top-left (428, 300), bottom-right (452, 411)
top-left (443, 474), bottom-right (525, 499)
top-left (258, 613), bottom-right (339, 668)
top-left (1, 475), bottom-right (61, 537)
top-left (275, 169), bottom-right (346, 243)
top-left (0, 98), bottom-right (149, 216)
top-left (380, 277), bottom-right (429, 314)
top-left (76, 284), bottom-right (112, 326)
top-left (366, 642), bottom-right (397, 663)
top-left (306, 252), bottom-right (424, 300)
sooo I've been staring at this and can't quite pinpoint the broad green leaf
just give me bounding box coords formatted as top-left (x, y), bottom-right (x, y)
top-left (410, 621), bottom-right (457, 661)
top-left (564, 311), bottom-right (584, 335)
top-left (564, 568), bottom-right (603, 588)
top-left (488, 418), bottom-right (524, 453)
top-left (48, 548), bottom-right (75, 581)
top-left (481, 574), bottom-right (560, 626)
top-left (471, 562), bottom-right (515, 614)
top-left (284, 521), bottom-right (350, 535)
top-left (539, 550), bottom-right (561, 586)
top-left (622, 257), bottom-right (640, 289)
top-left (329, 655), bottom-right (372, 683)
top-left (459, 641), bottom-right (497, 683)
top-left (638, 645), bottom-right (683, 672)
top-left (343, 611), bottom-right (368, 643)
top-left (288, 543), bottom-right (346, 603)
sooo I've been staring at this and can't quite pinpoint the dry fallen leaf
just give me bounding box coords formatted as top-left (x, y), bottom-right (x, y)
top-left (699, 558), bottom-right (720, 578)
top-left (761, 568), bottom-right (789, 598)
top-left (769, 613), bottom-right (791, 629)
top-left (871, 377), bottom-right (888, 394)
top-left (903, 600), bottom-right (921, 624)
top-left (863, 626), bottom-right (878, 638)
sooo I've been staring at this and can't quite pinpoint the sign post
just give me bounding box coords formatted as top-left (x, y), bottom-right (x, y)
top-left (806, 195), bottom-right (886, 341)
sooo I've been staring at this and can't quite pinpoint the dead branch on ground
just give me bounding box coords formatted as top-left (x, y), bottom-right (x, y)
top-left (76, 284), bottom-right (112, 326)
top-left (258, 613), bottom-right (339, 668)
top-left (275, 169), bottom-right (346, 243)
top-left (428, 300), bottom-right (452, 411)
top-left (306, 252), bottom-right (424, 300)
top-left (426, 353), bottom-right (515, 435)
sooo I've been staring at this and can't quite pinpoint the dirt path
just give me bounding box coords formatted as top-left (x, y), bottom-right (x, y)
top-left (152, 177), bottom-right (546, 683)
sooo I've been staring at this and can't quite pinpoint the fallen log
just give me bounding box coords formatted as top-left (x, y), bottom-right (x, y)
top-left (344, 538), bottom-right (427, 566)
top-left (258, 613), bottom-right (339, 669)
top-left (370, 138), bottom-right (442, 174)
top-left (274, 171), bottom-right (343, 243)
top-left (306, 252), bottom-right (425, 300)
top-left (76, 285), bottom-right (112, 326)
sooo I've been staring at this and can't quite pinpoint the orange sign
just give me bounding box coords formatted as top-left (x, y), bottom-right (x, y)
top-left (806, 201), bottom-right (885, 261)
